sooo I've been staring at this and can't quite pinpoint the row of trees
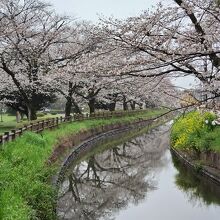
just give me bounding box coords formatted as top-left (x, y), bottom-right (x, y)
top-left (0, 0), bottom-right (219, 120)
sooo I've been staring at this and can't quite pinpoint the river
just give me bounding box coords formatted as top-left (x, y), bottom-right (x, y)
top-left (57, 124), bottom-right (220, 220)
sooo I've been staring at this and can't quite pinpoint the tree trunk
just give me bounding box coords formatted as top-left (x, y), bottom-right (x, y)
top-left (16, 111), bottom-right (21, 123)
top-left (72, 99), bottom-right (82, 114)
top-left (65, 82), bottom-right (75, 117)
top-left (27, 106), bottom-right (37, 121)
top-left (20, 113), bottom-right (24, 120)
top-left (130, 101), bottom-right (136, 110)
top-left (65, 97), bottom-right (72, 117)
top-left (109, 102), bottom-right (116, 111)
top-left (88, 98), bottom-right (95, 113)
top-left (123, 96), bottom-right (128, 111)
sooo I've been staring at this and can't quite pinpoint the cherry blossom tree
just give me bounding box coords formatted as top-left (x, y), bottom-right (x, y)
top-left (99, 0), bottom-right (220, 107)
top-left (0, 0), bottom-right (75, 120)
top-left (50, 22), bottom-right (102, 116)
top-left (1, 0), bottom-right (203, 120)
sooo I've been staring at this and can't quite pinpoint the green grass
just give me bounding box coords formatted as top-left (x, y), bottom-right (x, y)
top-left (0, 114), bottom-right (18, 134)
top-left (0, 113), bottom-right (64, 135)
top-left (0, 109), bottom-right (165, 220)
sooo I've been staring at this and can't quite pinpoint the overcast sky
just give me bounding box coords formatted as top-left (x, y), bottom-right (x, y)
top-left (48, 0), bottom-right (171, 22)
top-left (48, 0), bottom-right (197, 89)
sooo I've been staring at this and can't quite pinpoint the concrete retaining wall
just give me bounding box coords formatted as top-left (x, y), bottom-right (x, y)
top-left (200, 151), bottom-right (220, 170)
top-left (171, 147), bottom-right (220, 185)
top-left (54, 118), bottom-right (155, 186)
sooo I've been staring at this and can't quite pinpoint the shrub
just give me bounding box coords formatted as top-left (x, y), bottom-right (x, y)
top-left (36, 112), bottom-right (46, 117)
top-left (50, 111), bottom-right (58, 115)
top-left (50, 110), bottom-right (64, 115)
top-left (171, 111), bottom-right (217, 151)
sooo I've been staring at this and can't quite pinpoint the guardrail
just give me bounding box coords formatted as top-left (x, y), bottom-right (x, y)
top-left (0, 109), bottom-right (146, 145)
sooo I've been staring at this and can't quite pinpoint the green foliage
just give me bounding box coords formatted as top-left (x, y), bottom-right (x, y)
top-left (50, 112), bottom-right (58, 115)
top-left (6, 107), bottom-right (17, 116)
top-left (50, 110), bottom-right (64, 115)
top-left (171, 111), bottom-right (218, 152)
top-left (36, 112), bottom-right (47, 117)
top-left (194, 161), bottom-right (203, 173)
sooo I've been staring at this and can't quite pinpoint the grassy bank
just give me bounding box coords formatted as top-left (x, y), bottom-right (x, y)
top-left (171, 111), bottom-right (220, 153)
top-left (0, 109), bottom-right (165, 220)
top-left (0, 113), bottom-right (63, 135)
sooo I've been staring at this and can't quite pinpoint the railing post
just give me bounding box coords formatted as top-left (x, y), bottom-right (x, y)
top-left (4, 132), bottom-right (10, 142)
top-left (37, 121), bottom-right (40, 132)
top-left (11, 129), bottom-right (16, 140)
top-left (24, 125), bottom-right (28, 131)
top-left (0, 135), bottom-right (3, 145)
top-left (19, 128), bottom-right (23, 136)
top-left (52, 118), bottom-right (55, 128)
top-left (44, 120), bottom-right (47, 129)
top-left (48, 119), bottom-right (51, 128)
top-left (41, 120), bottom-right (45, 131)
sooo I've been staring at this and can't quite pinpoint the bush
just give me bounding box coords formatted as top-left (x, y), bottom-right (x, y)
top-left (50, 111), bottom-right (58, 115)
top-left (36, 112), bottom-right (46, 117)
top-left (171, 111), bottom-right (217, 152)
top-left (6, 107), bottom-right (17, 116)
top-left (50, 110), bottom-right (64, 115)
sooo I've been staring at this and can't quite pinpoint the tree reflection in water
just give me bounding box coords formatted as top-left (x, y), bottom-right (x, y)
top-left (172, 155), bottom-right (220, 207)
top-left (57, 126), bottom-right (170, 220)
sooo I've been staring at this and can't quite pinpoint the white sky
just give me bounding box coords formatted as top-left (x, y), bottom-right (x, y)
top-left (49, 0), bottom-right (171, 22)
top-left (48, 0), bottom-right (197, 89)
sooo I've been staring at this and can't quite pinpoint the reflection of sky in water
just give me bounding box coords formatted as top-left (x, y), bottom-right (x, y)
top-left (116, 152), bottom-right (220, 220)
top-left (57, 126), bottom-right (220, 220)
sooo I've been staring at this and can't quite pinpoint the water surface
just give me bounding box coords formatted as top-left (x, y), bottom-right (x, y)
top-left (57, 125), bottom-right (220, 220)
